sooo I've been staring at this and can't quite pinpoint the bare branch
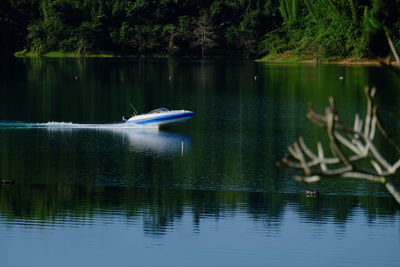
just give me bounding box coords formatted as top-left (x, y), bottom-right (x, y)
top-left (391, 159), bottom-right (400, 173)
top-left (340, 172), bottom-right (385, 182)
top-left (281, 86), bottom-right (400, 205)
top-left (386, 33), bottom-right (400, 63)
top-left (376, 111), bottom-right (400, 153)
top-left (293, 176), bottom-right (321, 183)
top-left (293, 142), bottom-right (311, 175)
top-left (325, 101), bottom-right (353, 168)
top-left (385, 180), bottom-right (400, 204)
top-left (363, 137), bottom-right (392, 170)
top-left (369, 108), bottom-right (378, 140)
top-left (334, 130), bottom-right (363, 155)
top-left (317, 166), bottom-right (353, 176)
top-left (317, 142), bottom-right (327, 172)
top-left (370, 160), bottom-right (384, 175)
top-left (364, 88), bottom-right (373, 138)
top-left (353, 113), bottom-right (362, 135)
top-left (299, 137), bottom-right (318, 160)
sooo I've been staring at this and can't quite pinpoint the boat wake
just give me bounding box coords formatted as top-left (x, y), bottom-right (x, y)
top-left (0, 121), bottom-right (191, 155)
top-left (0, 121), bottom-right (158, 129)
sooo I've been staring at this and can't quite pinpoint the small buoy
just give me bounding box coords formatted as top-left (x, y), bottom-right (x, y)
top-left (305, 190), bottom-right (319, 197)
top-left (254, 75), bottom-right (259, 80)
top-left (168, 75), bottom-right (174, 80)
top-left (339, 76), bottom-right (344, 80)
top-left (75, 76), bottom-right (78, 80)
top-left (1, 180), bottom-right (15, 185)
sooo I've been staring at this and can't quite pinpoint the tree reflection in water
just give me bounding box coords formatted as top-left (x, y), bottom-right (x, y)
top-left (0, 185), bottom-right (398, 236)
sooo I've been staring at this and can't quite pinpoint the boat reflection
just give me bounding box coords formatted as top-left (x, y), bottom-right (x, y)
top-left (113, 128), bottom-right (191, 155)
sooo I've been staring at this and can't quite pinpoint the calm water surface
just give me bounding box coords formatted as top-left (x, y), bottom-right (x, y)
top-left (0, 58), bottom-right (399, 266)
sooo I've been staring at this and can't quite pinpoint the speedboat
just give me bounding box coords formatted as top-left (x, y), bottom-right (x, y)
top-left (122, 108), bottom-right (194, 127)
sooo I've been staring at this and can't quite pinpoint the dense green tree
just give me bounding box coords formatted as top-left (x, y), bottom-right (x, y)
top-left (192, 15), bottom-right (217, 56)
top-left (163, 24), bottom-right (179, 55)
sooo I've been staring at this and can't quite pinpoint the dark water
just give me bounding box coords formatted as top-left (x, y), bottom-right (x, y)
top-left (0, 58), bottom-right (399, 266)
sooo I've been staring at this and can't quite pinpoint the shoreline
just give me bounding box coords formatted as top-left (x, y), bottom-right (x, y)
top-left (14, 50), bottom-right (398, 66)
top-left (255, 53), bottom-right (399, 66)
top-left (15, 50), bottom-right (149, 58)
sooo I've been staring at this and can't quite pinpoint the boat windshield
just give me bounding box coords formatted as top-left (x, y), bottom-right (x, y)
top-left (148, 108), bottom-right (170, 114)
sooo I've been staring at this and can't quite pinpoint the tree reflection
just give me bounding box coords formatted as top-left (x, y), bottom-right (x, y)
top-left (0, 185), bottom-right (398, 236)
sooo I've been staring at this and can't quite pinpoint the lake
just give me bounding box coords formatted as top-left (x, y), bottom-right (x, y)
top-left (0, 58), bottom-right (399, 266)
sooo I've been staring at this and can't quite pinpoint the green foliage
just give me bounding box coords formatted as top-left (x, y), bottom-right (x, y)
top-left (28, 19), bottom-right (67, 53)
top-left (260, 0), bottom-right (400, 60)
top-left (1, 0), bottom-right (400, 58)
top-left (279, 0), bottom-right (299, 25)
top-left (259, 27), bottom-right (290, 55)
top-left (364, 6), bottom-right (387, 32)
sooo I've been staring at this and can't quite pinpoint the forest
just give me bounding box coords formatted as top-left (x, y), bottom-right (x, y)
top-left (1, 0), bottom-right (399, 59)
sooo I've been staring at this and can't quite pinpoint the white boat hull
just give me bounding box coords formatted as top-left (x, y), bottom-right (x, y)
top-left (124, 110), bottom-right (194, 127)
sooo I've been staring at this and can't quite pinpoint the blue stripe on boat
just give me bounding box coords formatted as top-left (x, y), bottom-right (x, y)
top-left (125, 112), bottom-right (194, 125)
